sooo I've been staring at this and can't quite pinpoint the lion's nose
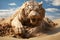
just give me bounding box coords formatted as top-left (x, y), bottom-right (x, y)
top-left (32, 12), bottom-right (37, 16)
top-left (29, 11), bottom-right (39, 16)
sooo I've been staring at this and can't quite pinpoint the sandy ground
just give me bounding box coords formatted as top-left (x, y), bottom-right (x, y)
top-left (0, 19), bottom-right (60, 40)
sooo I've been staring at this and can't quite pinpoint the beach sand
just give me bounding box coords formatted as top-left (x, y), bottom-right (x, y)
top-left (0, 19), bottom-right (60, 40)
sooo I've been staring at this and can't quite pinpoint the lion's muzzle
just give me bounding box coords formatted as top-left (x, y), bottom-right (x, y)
top-left (28, 10), bottom-right (42, 25)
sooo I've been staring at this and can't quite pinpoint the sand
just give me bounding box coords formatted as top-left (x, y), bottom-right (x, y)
top-left (0, 19), bottom-right (60, 40)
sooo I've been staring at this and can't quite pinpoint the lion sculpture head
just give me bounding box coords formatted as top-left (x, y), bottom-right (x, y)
top-left (19, 1), bottom-right (45, 25)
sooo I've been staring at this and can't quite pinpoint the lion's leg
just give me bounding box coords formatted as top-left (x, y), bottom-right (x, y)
top-left (11, 16), bottom-right (24, 36)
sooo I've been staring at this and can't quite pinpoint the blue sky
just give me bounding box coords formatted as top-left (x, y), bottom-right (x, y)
top-left (0, 0), bottom-right (60, 9)
top-left (0, 0), bottom-right (60, 19)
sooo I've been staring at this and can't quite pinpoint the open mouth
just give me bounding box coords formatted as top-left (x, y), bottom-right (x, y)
top-left (30, 17), bottom-right (42, 25)
top-left (31, 18), bottom-right (36, 22)
top-left (30, 18), bottom-right (38, 25)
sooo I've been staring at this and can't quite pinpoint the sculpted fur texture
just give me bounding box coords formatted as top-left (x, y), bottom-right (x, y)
top-left (0, 1), bottom-right (57, 38)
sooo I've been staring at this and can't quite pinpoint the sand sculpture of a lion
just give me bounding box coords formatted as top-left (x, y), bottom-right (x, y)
top-left (0, 1), bottom-right (57, 38)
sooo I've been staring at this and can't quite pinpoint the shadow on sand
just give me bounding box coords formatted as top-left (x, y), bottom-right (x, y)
top-left (43, 26), bottom-right (60, 35)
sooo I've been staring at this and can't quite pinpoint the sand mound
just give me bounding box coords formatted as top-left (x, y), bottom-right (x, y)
top-left (0, 19), bottom-right (59, 40)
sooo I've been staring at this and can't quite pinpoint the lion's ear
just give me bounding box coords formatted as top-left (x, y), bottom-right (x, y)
top-left (39, 1), bottom-right (43, 7)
